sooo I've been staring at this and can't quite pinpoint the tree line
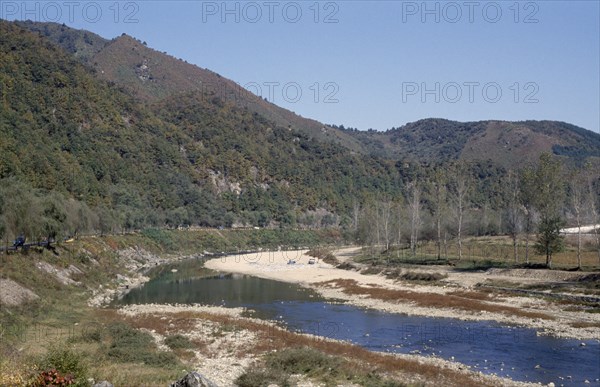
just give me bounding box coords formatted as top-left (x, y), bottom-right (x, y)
top-left (354, 154), bottom-right (600, 269)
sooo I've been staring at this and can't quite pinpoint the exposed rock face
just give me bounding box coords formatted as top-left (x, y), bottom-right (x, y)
top-left (0, 278), bottom-right (39, 306)
top-left (170, 371), bottom-right (219, 387)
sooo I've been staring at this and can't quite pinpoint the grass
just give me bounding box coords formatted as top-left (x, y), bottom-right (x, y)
top-left (118, 309), bottom-right (496, 387)
top-left (356, 237), bottom-right (600, 271)
top-left (318, 279), bottom-right (553, 321)
top-left (0, 228), bottom-right (343, 385)
top-left (237, 346), bottom-right (407, 387)
top-left (164, 334), bottom-right (194, 350)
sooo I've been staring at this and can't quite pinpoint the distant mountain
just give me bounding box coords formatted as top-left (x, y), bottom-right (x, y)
top-left (341, 119), bottom-right (600, 169)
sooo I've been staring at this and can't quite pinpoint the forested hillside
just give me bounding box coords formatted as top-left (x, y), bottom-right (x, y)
top-left (0, 20), bottom-right (398, 239)
top-left (1, 20), bottom-right (599, 250)
top-left (338, 119), bottom-right (600, 169)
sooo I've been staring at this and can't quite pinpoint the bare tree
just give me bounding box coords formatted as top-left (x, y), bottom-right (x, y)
top-left (352, 199), bottom-right (361, 232)
top-left (407, 181), bottom-right (422, 257)
top-left (377, 199), bottom-right (393, 252)
top-left (570, 168), bottom-right (588, 269)
top-left (585, 169), bottom-right (600, 264)
top-left (520, 167), bottom-right (537, 264)
top-left (449, 163), bottom-right (472, 260)
top-left (504, 170), bottom-right (524, 263)
top-left (393, 199), bottom-right (406, 259)
top-left (427, 168), bottom-right (448, 260)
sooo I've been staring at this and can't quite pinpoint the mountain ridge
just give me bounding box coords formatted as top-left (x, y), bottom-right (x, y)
top-left (14, 20), bottom-right (600, 170)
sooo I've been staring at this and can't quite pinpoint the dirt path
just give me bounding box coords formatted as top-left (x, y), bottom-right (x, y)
top-left (205, 248), bottom-right (600, 340)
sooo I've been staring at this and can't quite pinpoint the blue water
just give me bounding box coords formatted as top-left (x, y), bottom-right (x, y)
top-left (116, 259), bottom-right (600, 385)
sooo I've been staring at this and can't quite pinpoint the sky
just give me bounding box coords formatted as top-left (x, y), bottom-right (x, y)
top-left (2, 1), bottom-right (599, 133)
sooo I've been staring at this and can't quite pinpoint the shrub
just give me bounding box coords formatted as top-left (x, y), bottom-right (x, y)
top-left (105, 322), bottom-right (180, 368)
top-left (32, 369), bottom-right (75, 387)
top-left (235, 368), bottom-right (288, 387)
top-left (400, 271), bottom-right (447, 282)
top-left (164, 334), bottom-right (193, 350)
top-left (35, 346), bottom-right (88, 386)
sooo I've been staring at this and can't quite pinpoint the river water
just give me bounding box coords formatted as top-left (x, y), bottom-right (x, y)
top-left (115, 258), bottom-right (600, 386)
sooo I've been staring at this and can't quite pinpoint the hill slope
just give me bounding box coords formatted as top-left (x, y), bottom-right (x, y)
top-left (0, 20), bottom-right (399, 231)
top-left (17, 21), bottom-right (600, 169)
top-left (341, 119), bottom-right (600, 169)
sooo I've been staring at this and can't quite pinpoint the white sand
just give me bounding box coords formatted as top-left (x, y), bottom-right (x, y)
top-left (205, 249), bottom-right (600, 341)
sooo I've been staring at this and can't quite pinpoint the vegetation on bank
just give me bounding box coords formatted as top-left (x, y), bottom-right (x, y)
top-left (236, 346), bottom-right (405, 387)
top-left (2, 21), bottom-right (599, 255)
top-left (0, 228), bottom-right (343, 385)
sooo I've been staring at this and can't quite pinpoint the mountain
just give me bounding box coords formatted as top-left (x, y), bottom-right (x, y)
top-left (16, 21), bottom-right (600, 171)
top-left (0, 20), bottom-right (398, 230)
top-left (340, 119), bottom-right (600, 169)
top-left (2, 19), bottom-right (599, 236)
top-left (13, 21), bottom-right (364, 152)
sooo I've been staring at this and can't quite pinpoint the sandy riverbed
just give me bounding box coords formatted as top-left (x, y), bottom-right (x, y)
top-left (205, 248), bottom-right (600, 341)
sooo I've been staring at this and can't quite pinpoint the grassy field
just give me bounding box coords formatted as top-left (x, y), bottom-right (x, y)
top-left (354, 235), bottom-right (600, 271)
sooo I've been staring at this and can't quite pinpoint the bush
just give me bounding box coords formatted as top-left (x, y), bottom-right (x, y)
top-left (105, 323), bottom-right (180, 368)
top-left (141, 228), bottom-right (175, 250)
top-left (164, 334), bottom-right (193, 350)
top-left (235, 368), bottom-right (288, 387)
top-left (400, 271), bottom-right (447, 282)
top-left (267, 347), bottom-right (340, 374)
top-left (36, 346), bottom-right (88, 386)
top-left (32, 369), bottom-right (75, 387)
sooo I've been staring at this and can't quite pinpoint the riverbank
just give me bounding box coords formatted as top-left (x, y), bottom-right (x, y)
top-left (117, 303), bottom-right (537, 387)
top-left (205, 248), bottom-right (600, 341)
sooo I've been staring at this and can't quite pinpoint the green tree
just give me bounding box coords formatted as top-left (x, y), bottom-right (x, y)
top-left (40, 192), bottom-right (67, 246)
top-left (535, 216), bottom-right (565, 265)
top-left (530, 153), bottom-right (566, 268)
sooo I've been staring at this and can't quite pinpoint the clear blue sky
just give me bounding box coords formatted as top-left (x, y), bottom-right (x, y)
top-left (3, 1), bottom-right (599, 133)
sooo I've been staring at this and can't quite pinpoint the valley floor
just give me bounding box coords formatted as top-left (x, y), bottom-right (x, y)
top-left (205, 248), bottom-right (600, 341)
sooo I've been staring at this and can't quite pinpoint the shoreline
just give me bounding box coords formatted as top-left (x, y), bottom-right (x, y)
top-left (205, 249), bottom-right (600, 341)
top-left (117, 303), bottom-right (538, 387)
top-left (84, 247), bottom-right (598, 386)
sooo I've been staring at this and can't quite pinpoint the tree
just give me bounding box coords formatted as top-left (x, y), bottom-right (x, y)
top-left (569, 166), bottom-right (589, 269)
top-left (587, 175), bottom-right (600, 264)
top-left (520, 167), bottom-right (538, 264)
top-left (530, 153), bottom-right (566, 268)
top-left (504, 170), bottom-right (524, 263)
top-left (449, 163), bottom-right (472, 260)
top-left (427, 167), bottom-right (448, 260)
top-left (535, 217), bottom-right (565, 265)
top-left (40, 192), bottom-right (67, 247)
top-left (407, 181), bottom-right (422, 257)
top-left (376, 199), bottom-right (393, 252)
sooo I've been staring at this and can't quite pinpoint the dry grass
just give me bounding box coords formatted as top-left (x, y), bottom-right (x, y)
top-left (569, 321), bottom-right (600, 329)
top-left (98, 309), bottom-right (500, 387)
top-left (318, 279), bottom-right (553, 321)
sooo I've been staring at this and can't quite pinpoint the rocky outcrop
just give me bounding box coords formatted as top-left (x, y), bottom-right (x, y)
top-left (0, 278), bottom-right (39, 306)
top-left (170, 371), bottom-right (218, 387)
